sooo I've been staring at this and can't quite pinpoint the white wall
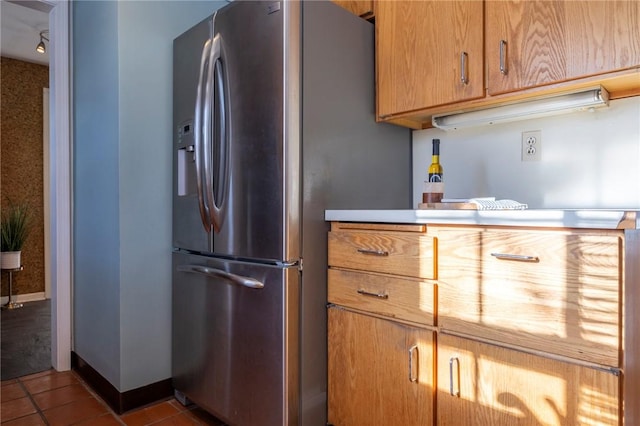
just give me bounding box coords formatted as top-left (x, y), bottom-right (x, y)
top-left (413, 97), bottom-right (640, 209)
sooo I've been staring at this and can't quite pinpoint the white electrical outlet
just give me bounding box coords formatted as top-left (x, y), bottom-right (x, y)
top-left (521, 130), bottom-right (542, 161)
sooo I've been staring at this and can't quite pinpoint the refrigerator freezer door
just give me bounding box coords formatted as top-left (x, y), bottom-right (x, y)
top-left (210, 2), bottom-right (289, 262)
top-left (173, 16), bottom-right (214, 253)
top-left (173, 2), bottom-right (293, 263)
top-left (172, 251), bottom-right (300, 425)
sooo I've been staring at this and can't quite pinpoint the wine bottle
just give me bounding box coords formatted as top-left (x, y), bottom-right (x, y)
top-left (422, 139), bottom-right (444, 204)
top-left (428, 138), bottom-right (443, 182)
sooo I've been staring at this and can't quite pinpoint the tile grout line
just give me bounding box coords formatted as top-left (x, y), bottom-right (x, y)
top-left (5, 371), bottom-right (223, 425)
top-left (70, 371), bottom-right (127, 425)
top-left (11, 370), bottom-right (125, 426)
top-left (15, 377), bottom-right (49, 425)
top-left (147, 406), bottom-right (209, 426)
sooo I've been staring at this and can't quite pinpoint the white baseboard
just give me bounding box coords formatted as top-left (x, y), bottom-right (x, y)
top-left (1, 292), bottom-right (47, 305)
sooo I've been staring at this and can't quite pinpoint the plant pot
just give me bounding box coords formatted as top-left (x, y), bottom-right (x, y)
top-left (1, 251), bottom-right (21, 270)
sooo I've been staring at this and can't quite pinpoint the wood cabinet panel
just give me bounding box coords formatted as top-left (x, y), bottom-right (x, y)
top-left (435, 227), bottom-right (622, 366)
top-left (332, 0), bottom-right (374, 19)
top-left (376, 0), bottom-right (484, 118)
top-left (437, 334), bottom-right (620, 426)
top-left (328, 229), bottom-right (436, 279)
top-left (328, 268), bottom-right (435, 326)
top-left (376, 0), bottom-right (640, 129)
top-left (486, 0), bottom-right (640, 95)
top-left (327, 222), bottom-right (636, 424)
top-left (328, 307), bottom-right (434, 426)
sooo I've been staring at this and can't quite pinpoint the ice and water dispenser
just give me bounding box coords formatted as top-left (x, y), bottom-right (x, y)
top-left (176, 120), bottom-right (196, 196)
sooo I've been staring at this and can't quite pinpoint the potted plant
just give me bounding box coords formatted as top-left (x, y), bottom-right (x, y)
top-left (1, 200), bottom-right (31, 270)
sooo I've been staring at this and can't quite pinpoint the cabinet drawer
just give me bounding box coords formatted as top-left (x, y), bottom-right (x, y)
top-left (436, 228), bottom-right (622, 366)
top-left (328, 268), bottom-right (435, 326)
top-left (328, 230), bottom-right (436, 279)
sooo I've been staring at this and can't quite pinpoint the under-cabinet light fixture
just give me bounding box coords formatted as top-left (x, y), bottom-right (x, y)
top-left (36, 30), bottom-right (49, 54)
top-left (432, 87), bottom-right (610, 131)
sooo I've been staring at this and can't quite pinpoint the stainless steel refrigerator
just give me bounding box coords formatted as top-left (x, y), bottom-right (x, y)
top-left (172, 1), bottom-right (411, 425)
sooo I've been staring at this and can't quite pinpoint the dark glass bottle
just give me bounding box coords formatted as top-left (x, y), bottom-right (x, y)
top-left (428, 139), bottom-right (443, 182)
top-left (422, 139), bottom-right (444, 204)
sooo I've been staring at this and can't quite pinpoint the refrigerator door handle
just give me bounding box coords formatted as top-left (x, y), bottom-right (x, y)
top-left (194, 37), bottom-right (213, 232)
top-left (207, 34), bottom-right (226, 232)
top-left (202, 34), bottom-right (217, 232)
top-left (177, 264), bottom-right (265, 289)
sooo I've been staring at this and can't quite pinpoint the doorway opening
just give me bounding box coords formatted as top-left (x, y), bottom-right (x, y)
top-left (0, 0), bottom-right (73, 373)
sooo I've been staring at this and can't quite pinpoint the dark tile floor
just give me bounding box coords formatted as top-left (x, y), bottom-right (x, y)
top-left (1, 300), bottom-right (51, 381)
top-left (1, 369), bottom-right (226, 425)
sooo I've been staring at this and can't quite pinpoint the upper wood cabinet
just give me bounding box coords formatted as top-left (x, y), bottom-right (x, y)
top-left (376, 0), bottom-right (484, 119)
top-left (332, 0), bottom-right (374, 19)
top-left (487, 0), bottom-right (640, 95)
top-left (376, 0), bottom-right (640, 129)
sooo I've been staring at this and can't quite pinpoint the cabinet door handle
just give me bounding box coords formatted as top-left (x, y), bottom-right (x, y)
top-left (460, 52), bottom-right (469, 85)
top-left (356, 248), bottom-right (389, 256)
top-left (499, 40), bottom-right (508, 75)
top-left (491, 253), bottom-right (539, 262)
top-left (408, 345), bottom-right (419, 382)
top-left (449, 356), bottom-right (460, 396)
top-left (357, 289), bottom-right (389, 299)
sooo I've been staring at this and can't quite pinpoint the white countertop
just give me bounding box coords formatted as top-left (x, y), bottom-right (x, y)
top-left (325, 209), bottom-right (639, 230)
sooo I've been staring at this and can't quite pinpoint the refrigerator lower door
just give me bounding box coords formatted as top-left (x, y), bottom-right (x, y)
top-left (172, 251), bottom-right (300, 425)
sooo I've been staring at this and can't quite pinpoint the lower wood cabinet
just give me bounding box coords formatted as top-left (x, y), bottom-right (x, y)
top-left (437, 334), bottom-right (620, 426)
top-left (327, 307), bottom-right (434, 426)
top-left (327, 221), bottom-right (638, 425)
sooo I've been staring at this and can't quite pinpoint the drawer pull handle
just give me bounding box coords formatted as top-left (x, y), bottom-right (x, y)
top-left (491, 253), bottom-right (539, 262)
top-left (357, 289), bottom-right (389, 299)
top-left (449, 357), bottom-right (460, 397)
top-left (408, 345), bottom-right (419, 382)
top-left (357, 248), bottom-right (389, 256)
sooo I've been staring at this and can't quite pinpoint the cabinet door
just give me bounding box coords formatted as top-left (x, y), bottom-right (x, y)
top-left (487, 0), bottom-right (640, 95)
top-left (437, 334), bottom-right (620, 426)
top-left (328, 307), bottom-right (434, 426)
top-left (376, 0), bottom-right (484, 118)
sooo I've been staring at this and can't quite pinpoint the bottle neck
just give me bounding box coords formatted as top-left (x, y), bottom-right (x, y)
top-left (431, 154), bottom-right (440, 164)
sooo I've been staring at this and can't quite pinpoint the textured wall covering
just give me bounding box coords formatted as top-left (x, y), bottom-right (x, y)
top-left (1, 57), bottom-right (48, 297)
